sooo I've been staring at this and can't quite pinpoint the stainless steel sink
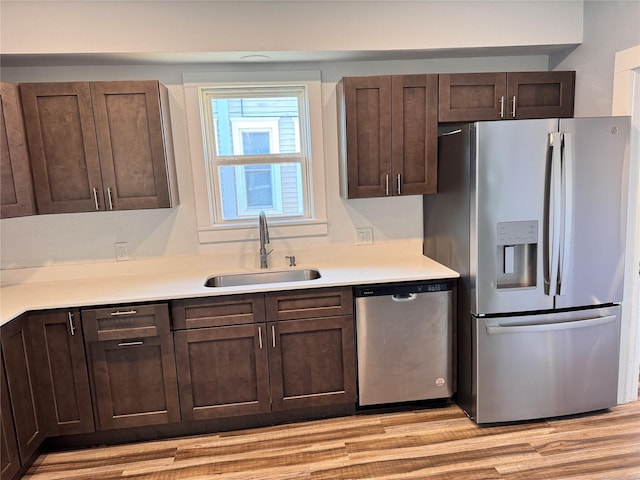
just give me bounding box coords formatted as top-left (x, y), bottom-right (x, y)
top-left (204, 269), bottom-right (321, 288)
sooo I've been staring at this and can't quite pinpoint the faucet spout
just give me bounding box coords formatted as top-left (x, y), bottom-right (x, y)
top-left (259, 211), bottom-right (271, 269)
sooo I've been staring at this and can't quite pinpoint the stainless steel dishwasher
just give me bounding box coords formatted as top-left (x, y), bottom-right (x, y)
top-left (355, 281), bottom-right (454, 406)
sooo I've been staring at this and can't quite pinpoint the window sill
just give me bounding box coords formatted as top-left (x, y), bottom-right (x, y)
top-left (197, 218), bottom-right (328, 244)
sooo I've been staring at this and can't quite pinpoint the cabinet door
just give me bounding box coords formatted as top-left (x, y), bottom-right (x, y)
top-left (86, 335), bottom-right (180, 430)
top-left (391, 74), bottom-right (438, 195)
top-left (507, 71), bottom-right (575, 119)
top-left (0, 316), bottom-right (45, 463)
top-left (20, 82), bottom-right (104, 214)
top-left (1, 354), bottom-right (21, 480)
top-left (268, 316), bottom-right (356, 411)
top-left (28, 310), bottom-right (94, 436)
top-left (341, 76), bottom-right (392, 198)
top-left (174, 324), bottom-right (270, 421)
top-left (82, 304), bottom-right (180, 430)
top-left (91, 81), bottom-right (175, 210)
top-left (0, 82), bottom-right (35, 218)
top-left (438, 73), bottom-right (506, 122)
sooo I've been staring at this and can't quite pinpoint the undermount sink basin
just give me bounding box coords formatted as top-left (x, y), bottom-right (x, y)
top-left (204, 268), bottom-right (321, 288)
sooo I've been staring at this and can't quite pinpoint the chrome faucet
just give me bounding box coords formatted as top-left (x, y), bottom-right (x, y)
top-left (258, 211), bottom-right (272, 269)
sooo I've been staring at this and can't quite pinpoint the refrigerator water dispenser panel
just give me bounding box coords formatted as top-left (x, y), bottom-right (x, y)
top-left (496, 221), bottom-right (538, 289)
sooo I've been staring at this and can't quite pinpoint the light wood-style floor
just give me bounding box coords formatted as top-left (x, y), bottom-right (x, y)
top-left (24, 398), bottom-right (640, 480)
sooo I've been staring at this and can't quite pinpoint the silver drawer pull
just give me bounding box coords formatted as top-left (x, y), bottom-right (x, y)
top-left (118, 341), bottom-right (144, 347)
top-left (111, 309), bottom-right (137, 316)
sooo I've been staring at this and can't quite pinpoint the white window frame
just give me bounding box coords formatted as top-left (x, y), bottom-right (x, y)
top-left (183, 71), bottom-right (328, 244)
top-left (231, 117), bottom-right (280, 155)
top-left (229, 118), bottom-right (284, 217)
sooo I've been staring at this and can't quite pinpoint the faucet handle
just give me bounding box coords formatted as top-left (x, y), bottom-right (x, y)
top-left (285, 256), bottom-right (296, 267)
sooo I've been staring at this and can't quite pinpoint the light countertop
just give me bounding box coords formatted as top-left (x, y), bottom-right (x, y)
top-left (0, 245), bottom-right (458, 326)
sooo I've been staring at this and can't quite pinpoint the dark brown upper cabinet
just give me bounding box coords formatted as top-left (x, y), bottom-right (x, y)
top-left (0, 82), bottom-right (35, 218)
top-left (438, 71), bottom-right (575, 122)
top-left (338, 74), bottom-right (438, 199)
top-left (20, 80), bottom-right (179, 214)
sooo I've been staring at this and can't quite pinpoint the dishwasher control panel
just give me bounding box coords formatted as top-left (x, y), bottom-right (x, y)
top-left (354, 280), bottom-right (453, 297)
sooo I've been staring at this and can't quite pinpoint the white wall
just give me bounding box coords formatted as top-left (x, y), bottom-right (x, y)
top-left (0, 56), bottom-right (549, 269)
top-left (1, 0), bottom-right (637, 271)
top-left (550, 0), bottom-right (640, 116)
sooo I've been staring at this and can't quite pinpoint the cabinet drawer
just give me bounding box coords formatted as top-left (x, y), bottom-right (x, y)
top-left (81, 303), bottom-right (170, 342)
top-left (171, 294), bottom-right (266, 329)
top-left (266, 287), bottom-right (353, 321)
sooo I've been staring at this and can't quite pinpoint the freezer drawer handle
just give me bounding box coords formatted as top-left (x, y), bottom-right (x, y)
top-left (486, 314), bottom-right (616, 335)
top-left (391, 293), bottom-right (418, 302)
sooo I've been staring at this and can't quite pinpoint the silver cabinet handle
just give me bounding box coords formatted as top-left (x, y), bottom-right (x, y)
top-left (396, 173), bottom-right (401, 195)
top-left (385, 174), bottom-right (389, 196)
top-left (110, 309), bottom-right (137, 316)
top-left (107, 187), bottom-right (114, 210)
top-left (258, 326), bottom-right (263, 349)
top-left (93, 187), bottom-right (100, 210)
top-left (499, 96), bottom-right (505, 118)
top-left (68, 312), bottom-right (76, 336)
top-left (118, 341), bottom-right (144, 347)
top-left (511, 95), bottom-right (516, 118)
top-left (272, 325), bottom-right (276, 348)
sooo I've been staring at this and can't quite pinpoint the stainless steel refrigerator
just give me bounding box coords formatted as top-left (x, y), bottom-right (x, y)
top-left (423, 117), bottom-right (631, 424)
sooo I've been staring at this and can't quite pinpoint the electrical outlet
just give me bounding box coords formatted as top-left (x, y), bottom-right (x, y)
top-left (115, 242), bottom-right (130, 261)
top-left (356, 227), bottom-right (373, 245)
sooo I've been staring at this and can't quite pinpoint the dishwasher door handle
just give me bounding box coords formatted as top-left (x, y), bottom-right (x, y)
top-left (391, 293), bottom-right (418, 302)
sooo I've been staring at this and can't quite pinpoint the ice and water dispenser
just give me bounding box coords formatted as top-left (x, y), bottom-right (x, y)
top-left (496, 221), bottom-right (538, 289)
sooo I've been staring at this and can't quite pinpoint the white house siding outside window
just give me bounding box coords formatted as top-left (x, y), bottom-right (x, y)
top-left (183, 71), bottom-right (328, 244)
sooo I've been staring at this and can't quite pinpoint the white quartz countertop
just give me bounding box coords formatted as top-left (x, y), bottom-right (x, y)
top-left (0, 246), bottom-right (458, 326)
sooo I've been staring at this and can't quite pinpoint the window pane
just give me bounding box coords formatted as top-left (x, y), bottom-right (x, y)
top-left (242, 131), bottom-right (271, 155)
top-left (211, 96), bottom-right (300, 156)
top-left (218, 162), bottom-right (304, 220)
top-left (245, 165), bottom-right (273, 208)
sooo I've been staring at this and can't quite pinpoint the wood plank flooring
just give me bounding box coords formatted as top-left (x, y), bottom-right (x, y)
top-left (24, 399), bottom-right (640, 480)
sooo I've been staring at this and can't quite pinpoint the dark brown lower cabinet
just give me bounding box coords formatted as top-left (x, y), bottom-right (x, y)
top-left (86, 335), bottom-right (180, 430)
top-left (174, 324), bottom-right (270, 421)
top-left (0, 316), bottom-right (45, 466)
top-left (1, 354), bottom-right (21, 480)
top-left (269, 316), bottom-right (356, 411)
top-left (174, 317), bottom-right (356, 421)
top-left (82, 304), bottom-right (180, 430)
top-left (28, 310), bottom-right (94, 436)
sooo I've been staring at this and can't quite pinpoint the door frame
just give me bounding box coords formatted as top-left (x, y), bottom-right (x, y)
top-left (612, 44), bottom-right (640, 403)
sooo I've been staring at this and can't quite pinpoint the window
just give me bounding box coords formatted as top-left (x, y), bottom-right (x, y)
top-left (184, 71), bottom-right (327, 244)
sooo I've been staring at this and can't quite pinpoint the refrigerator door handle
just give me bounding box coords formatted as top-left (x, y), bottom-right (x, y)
top-left (559, 132), bottom-right (573, 296)
top-left (547, 132), bottom-right (563, 296)
top-left (486, 314), bottom-right (616, 335)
